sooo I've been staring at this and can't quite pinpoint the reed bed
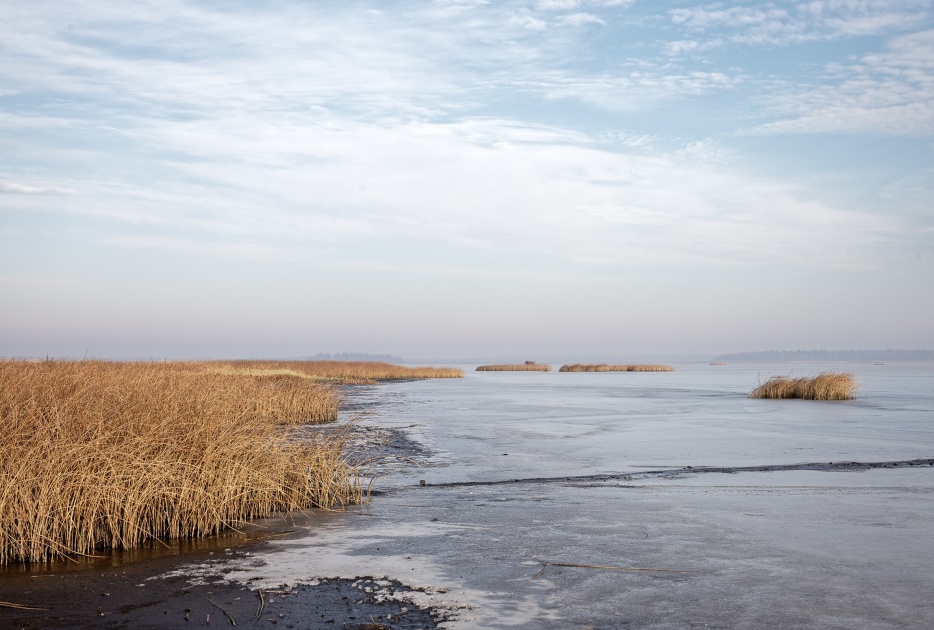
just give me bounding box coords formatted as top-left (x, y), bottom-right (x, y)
top-left (559, 364), bottom-right (674, 372)
top-left (217, 360), bottom-right (463, 384)
top-left (476, 364), bottom-right (552, 372)
top-left (749, 372), bottom-right (858, 400)
top-left (0, 360), bottom-right (360, 564)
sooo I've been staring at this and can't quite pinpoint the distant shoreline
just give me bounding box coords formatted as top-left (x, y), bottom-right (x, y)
top-left (713, 349), bottom-right (934, 362)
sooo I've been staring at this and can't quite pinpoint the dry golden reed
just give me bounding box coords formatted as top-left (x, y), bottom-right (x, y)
top-left (476, 364), bottom-right (552, 372)
top-left (0, 360), bottom-right (361, 564)
top-left (217, 360), bottom-right (463, 384)
top-left (559, 364), bottom-right (674, 372)
top-left (749, 372), bottom-right (858, 400)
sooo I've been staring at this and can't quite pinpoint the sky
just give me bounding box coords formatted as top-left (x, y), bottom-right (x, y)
top-left (1, 0), bottom-right (933, 360)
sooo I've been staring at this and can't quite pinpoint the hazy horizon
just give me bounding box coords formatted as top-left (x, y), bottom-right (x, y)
top-left (5, 349), bottom-right (934, 366)
top-left (3, 2), bottom-right (933, 359)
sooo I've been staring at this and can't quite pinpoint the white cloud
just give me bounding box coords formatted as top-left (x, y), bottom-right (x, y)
top-left (665, 38), bottom-right (724, 55)
top-left (559, 12), bottom-right (606, 26)
top-left (433, 0), bottom-right (490, 8)
top-left (3, 108), bottom-right (896, 268)
top-left (670, 1), bottom-right (933, 45)
top-left (750, 29), bottom-right (934, 135)
top-left (597, 130), bottom-right (660, 149)
top-left (510, 11), bottom-right (549, 31)
top-left (102, 235), bottom-right (287, 261)
top-left (0, 0), bottom-right (924, 274)
top-left (522, 69), bottom-right (741, 111)
top-left (537, 0), bottom-right (580, 10)
top-left (0, 181), bottom-right (72, 195)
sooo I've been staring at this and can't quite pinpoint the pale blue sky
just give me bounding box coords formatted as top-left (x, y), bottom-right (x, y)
top-left (2, 1), bottom-right (932, 359)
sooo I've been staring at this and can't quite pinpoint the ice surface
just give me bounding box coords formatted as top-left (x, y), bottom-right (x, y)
top-left (169, 362), bottom-right (934, 628)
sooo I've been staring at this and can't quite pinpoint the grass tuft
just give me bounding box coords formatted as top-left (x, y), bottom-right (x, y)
top-left (476, 364), bottom-right (552, 372)
top-left (558, 364), bottom-right (674, 372)
top-left (0, 359), bottom-right (458, 564)
top-left (749, 372), bottom-right (858, 400)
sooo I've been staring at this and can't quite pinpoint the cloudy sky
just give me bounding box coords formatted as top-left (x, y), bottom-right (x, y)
top-left (2, 0), bottom-right (933, 360)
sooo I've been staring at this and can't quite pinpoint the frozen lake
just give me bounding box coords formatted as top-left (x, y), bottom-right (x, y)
top-left (203, 361), bottom-right (934, 628)
top-left (4, 362), bottom-right (932, 628)
top-left (370, 361), bottom-right (934, 483)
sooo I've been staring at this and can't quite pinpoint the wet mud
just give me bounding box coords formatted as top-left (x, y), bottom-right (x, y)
top-left (0, 422), bottom-right (443, 630)
top-left (1, 570), bottom-right (445, 629)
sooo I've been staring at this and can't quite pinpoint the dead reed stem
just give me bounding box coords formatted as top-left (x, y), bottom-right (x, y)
top-left (0, 601), bottom-right (50, 611)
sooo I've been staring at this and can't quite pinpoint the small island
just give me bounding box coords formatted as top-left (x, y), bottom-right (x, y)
top-left (476, 362), bottom-right (552, 372)
top-left (749, 372), bottom-right (857, 400)
top-left (559, 363), bottom-right (674, 372)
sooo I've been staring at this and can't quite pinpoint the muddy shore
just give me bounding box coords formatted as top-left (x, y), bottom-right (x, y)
top-left (2, 566), bottom-right (444, 629)
top-left (0, 422), bottom-right (444, 630)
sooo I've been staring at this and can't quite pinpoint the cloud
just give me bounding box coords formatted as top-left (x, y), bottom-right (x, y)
top-left (670, 1), bottom-right (933, 45)
top-left (539, 0), bottom-right (632, 8)
top-left (664, 38), bottom-right (724, 55)
top-left (597, 130), bottom-right (660, 150)
top-left (0, 0), bottom-right (923, 273)
top-left (559, 12), bottom-right (606, 26)
top-left (537, 0), bottom-right (579, 9)
top-left (0, 181), bottom-right (72, 195)
top-left (7, 109), bottom-right (896, 268)
top-left (102, 235), bottom-right (287, 261)
top-left (510, 11), bottom-right (549, 31)
top-left (521, 69), bottom-right (741, 111)
top-left (433, 0), bottom-right (490, 9)
top-left (749, 29), bottom-right (934, 135)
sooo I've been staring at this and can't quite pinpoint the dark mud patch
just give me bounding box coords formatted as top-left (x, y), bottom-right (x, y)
top-left (0, 573), bottom-right (446, 629)
top-left (422, 458), bottom-right (934, 488)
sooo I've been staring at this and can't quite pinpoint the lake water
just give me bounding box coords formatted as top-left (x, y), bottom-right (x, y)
top-left (371, 362), bottom-right (934, 484)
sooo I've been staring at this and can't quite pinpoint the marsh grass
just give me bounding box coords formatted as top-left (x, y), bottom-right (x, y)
top-left (559, 364), bottom-right (674, 372)
top-left (217, 360), bottom-right (462, 384)
top-left (749, 372), bottom-right (858, 400)
top-left (0, 360), bottom-right (365, 564)
top-left (476, 364), bottom-right (552, 372)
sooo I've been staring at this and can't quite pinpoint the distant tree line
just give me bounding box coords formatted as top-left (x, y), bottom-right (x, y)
top-left (303, 352), bottom-right (405, 363)
top-left (713, 349), bottom-right (934, 362)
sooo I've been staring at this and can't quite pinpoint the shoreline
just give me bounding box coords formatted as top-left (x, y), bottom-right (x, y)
top-left (0, 416), bottom-right (445, 629)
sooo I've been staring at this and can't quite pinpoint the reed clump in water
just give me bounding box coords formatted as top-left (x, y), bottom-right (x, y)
top-left (476, 364), bottom-right (552, 372)
top-left (749, 372), bottom-right (858, 400)
top-left (0, 360), bottom-right (361, 564)
top-left (559, 364), bottom-right (674, 372)
top-left (217, 360), bottom-right (463, 384)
